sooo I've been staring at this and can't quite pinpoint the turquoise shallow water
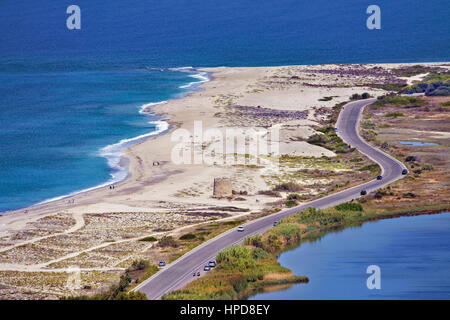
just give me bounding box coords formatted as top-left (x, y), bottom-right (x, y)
top-left (250, 213), bottom-right (450, 300)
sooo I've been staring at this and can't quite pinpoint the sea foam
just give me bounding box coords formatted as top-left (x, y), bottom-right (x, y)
top-left (37, 119), bottom-right (170, 206)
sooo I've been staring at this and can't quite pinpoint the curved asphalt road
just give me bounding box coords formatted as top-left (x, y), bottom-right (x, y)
top-left (134, 98), bottom-right (407, 300)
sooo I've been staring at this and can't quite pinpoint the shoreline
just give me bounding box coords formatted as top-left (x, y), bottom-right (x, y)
top-left (0, 68), bottom-right (212, 216)
top-left (0, 62), bottom-right (448, 222)
top-left (248, 207), bottom-right (450, 300)
top-left (0, 61), bottom-right (444, 234)
top-left (0, 61), bottom-right (446, 218)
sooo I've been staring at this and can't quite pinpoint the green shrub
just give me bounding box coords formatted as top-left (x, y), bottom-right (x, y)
top-left (287, 193), bottom-right (302, 200)
top-left (139, 236), bottom-right (157, 242)
top-left (113, 291), bottom-right (147, 300)
top-left (384, 112), bottom-right (404, 118)
top-left (252, 247), bottom-right (270, 260)
top-left (274, 182), bottom-right (303, 192)
top-left (158, 236), bottom-right (179, 248)
top-left (372, 95), bottom-right (425, 108)
top-left (223, 220), bottom-right (241, 226)
top-left (350, 93), bottom-right (371, 100)
top-left (216, 245), bottom-right (253, 263)
top-left (335, 202), bottom-right (363, 212)
top-left (272, 223), bottom-right (302, 242)
top-left (179, 233), bottom-right (196, 240)
top-left (285, 200), bottom-right (298, 208)
top-left (231, 278), bottom-right (248, 292)
top-left (307, 133), bottom-right (329, 146)
top-left (244, 235), bottom-right (264, 248)
top-left (128, 259), bottom-right (149, 271)
top-left (392, 65), bottom-right (438, 77)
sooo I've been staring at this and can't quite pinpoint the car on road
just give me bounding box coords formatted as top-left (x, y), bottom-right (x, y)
top-left (402, 169), bottom-right (408, 175)
top-left (203, 266), bottom-right (211, 271)
top-left (273, 221), bottom-right (278, 226)
top-left (158, 261), bottom-right (166, 267)
top-left (197, 271), bottom-right (200, 276)
top-left (376, 175), bottom-right (382, 180)
top-left (360, 190), bottom-right (367, 196)
top-left (208, 261), bottom-right (216, 267)
top-left (237, 226), bottom-right (245, 232)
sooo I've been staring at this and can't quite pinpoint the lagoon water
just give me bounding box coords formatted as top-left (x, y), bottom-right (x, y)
top-left (0, 0), bottom-right (449, 212)
top-left (399, 141), bottom-right (438, 146)
top-left (250, 213), bottom-right (450, 300)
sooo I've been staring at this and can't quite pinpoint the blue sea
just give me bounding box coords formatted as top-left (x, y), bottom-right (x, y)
top-left (0, 0), bottom-right (449, 212)
top-left (250, 213), bottom-right (450, 300)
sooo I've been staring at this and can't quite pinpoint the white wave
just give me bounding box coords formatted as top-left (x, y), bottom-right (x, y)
top-left (168, 66), bottom-right (194, 72)
top-left (36, 120), bottom-right (169, 206)
top-left (179, 71), bottom-right (210, 89)
top-left (139, 100), bottom-right (167, 114)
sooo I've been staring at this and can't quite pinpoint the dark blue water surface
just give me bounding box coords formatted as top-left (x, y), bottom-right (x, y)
top-left (1, 0), bottom-right (449, 65)
top-left (0, 0), bottom-right (449, 212)
top-left (251, 213), bottom-right (450, 300)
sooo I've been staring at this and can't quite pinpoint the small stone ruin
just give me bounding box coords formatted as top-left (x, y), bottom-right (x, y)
top-left (213, 178), bottom-right (232, 198)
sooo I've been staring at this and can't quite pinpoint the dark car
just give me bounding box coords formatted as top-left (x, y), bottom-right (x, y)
top-left (360, 190), bottom-right (367, 196)
top-left (158, 261), bottom-right (166, 267)
top-left (208, 261), bottom-right (216, 268)
top-left (376, 175), bottom-right (382, 180)
top-left (402, 169), bottom-right (408, 175)
top-left (197, 271), bottom-right (200, 276)
top-left (203, 266), bottom-right (211, 271)
top-left (273, 221), bottom-right (278, 227)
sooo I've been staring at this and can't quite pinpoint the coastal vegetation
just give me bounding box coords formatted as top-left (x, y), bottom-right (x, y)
top-left (163, 80), bottom-right (450, 301)
top-left (139, 236), bottom-right (157, 242)
top-left (391, 65), bottom-right (442, 77)
top-left (163, 234), bottom-right (308, 300)
top-left (163, 200), bottom-right (450, 300)
top-left (350, 92), bottom-right (371, 100)
top-left (399, 71), bottom-right (450, 96)
top-left (371, 94), bottom-right (425, 108)
top-left (359, 93), bottom-right (449, 216)
top-left (62, 259), bottom-right (155, 300)
top-left (307, 126), bottom-right (354, 154)
top-left (384, 112), bottom-right (404, 118)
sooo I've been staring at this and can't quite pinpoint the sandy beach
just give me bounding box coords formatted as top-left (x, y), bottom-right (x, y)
top-left (0, 62), bottom-right (447, 299)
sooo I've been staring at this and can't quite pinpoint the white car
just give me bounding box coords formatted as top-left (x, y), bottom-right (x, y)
top-left (237, 226), bottom-right (245, 232)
